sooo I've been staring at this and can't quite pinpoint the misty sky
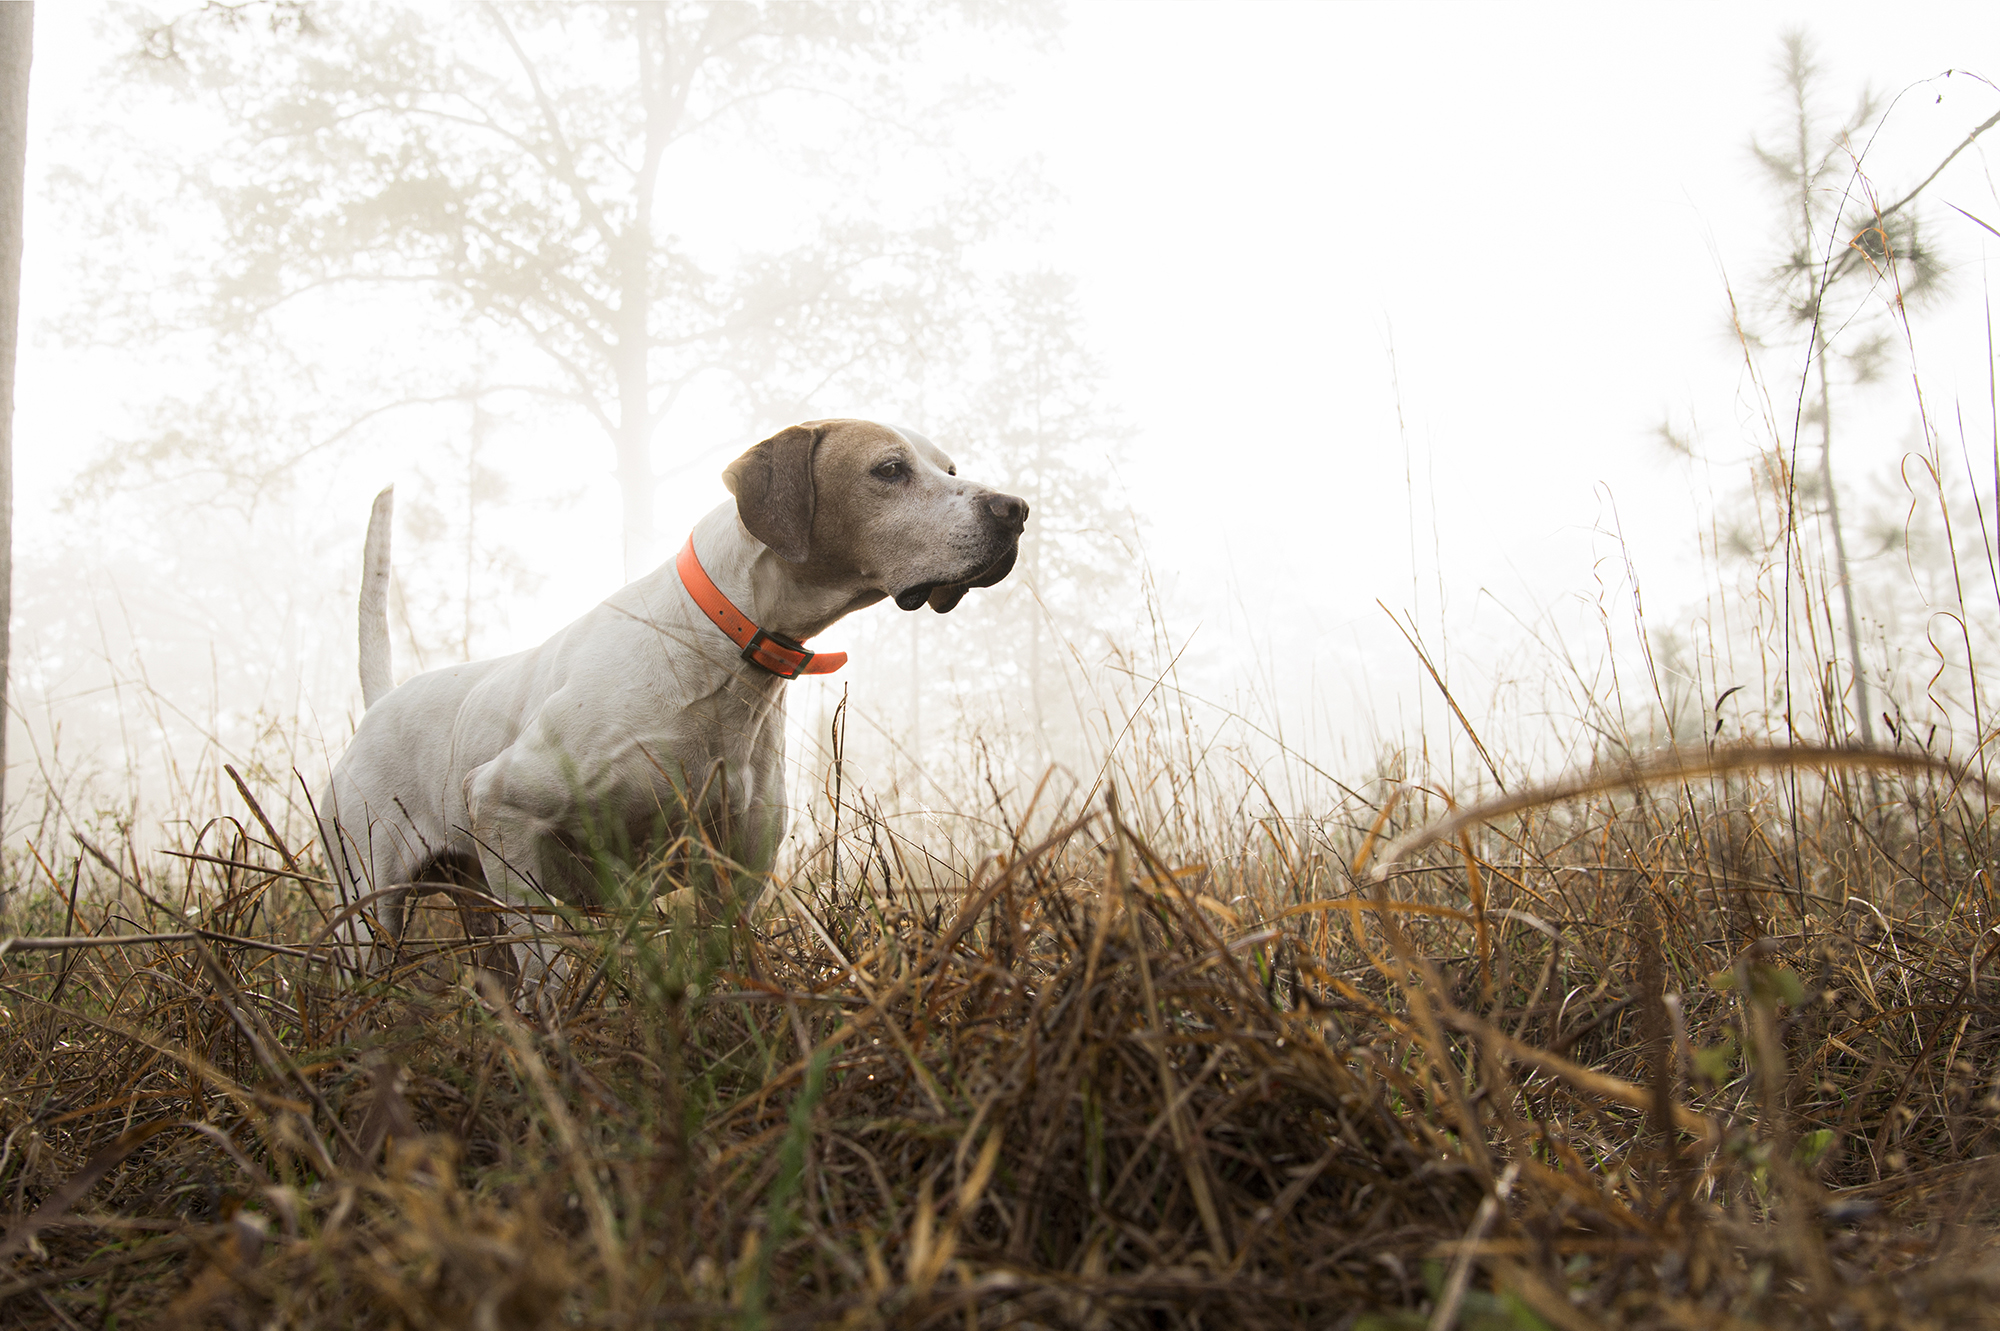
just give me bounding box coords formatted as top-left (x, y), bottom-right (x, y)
top-left (11, 1), bottom-right (2000, 809)
top-left (1006, 4), bottom-right (1998, 710)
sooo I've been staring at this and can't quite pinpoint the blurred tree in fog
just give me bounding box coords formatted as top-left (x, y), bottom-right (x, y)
top-left (390, 389), bottom-right (554, 670)
top-left (1731, 30), bottom-right (1990, 744)
top-left (898, 270), bottom-right (1137, 769)
top-left (71, 0), bottom-right (1057, 574)
top-left (967, 271), bottom-right (1136, 737)
top-left (31, 0), bottom-right (1144, 837)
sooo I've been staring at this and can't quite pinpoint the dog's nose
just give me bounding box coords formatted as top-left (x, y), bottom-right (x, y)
top-left (986, 493), bottom-right (1029, 531)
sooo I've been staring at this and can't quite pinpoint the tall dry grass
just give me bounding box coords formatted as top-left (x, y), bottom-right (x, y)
top-left (4, 671), bottom-right (2000, 1328)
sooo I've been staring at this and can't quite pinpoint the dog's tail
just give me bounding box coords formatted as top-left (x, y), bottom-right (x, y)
top-left (358, 485), bottom-right (395, 709)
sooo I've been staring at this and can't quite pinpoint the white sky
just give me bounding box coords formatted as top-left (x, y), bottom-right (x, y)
top-left (1000, 3), bottom-right (1997, 767)
top-left (12, 1), bottom-right (2000, 802)
top-left (1020, 4), bottom-right (1998, 645)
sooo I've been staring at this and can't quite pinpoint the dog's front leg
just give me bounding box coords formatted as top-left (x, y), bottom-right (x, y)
top-left (460, 747), bottom-right (587, 996)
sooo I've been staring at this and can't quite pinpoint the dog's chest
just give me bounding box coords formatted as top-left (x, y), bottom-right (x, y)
top-left (656, 675), bottom-right (788, 792)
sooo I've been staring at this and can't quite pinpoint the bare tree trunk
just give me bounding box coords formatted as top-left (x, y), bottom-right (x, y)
top-left (1815, 335), bottom-right (1875, 745)
top-left (613, 323), bottom-right (656, 577)
top-left (1790, 60), bottom-right (1874, 747)
top-left (463, 396), bottom-right (486, 659)
top-left (1028, 380), bottom-right (1048, 748)
top-left (612, 13), bottom-right (673, 580)
top-left (0, 5), bottom-right (30, 829)
top-left (1800, 62), bottom-right (1872, 751)
top-left (612, 280), bottom-right (657, 577)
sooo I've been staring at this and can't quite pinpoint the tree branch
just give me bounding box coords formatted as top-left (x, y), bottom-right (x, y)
top-left (480, 3), bottom-right (619, 247)
top-left (1823, 105), bottom-right (2000, 287)
top-left (1878, 106), bottom-right (2000, 223)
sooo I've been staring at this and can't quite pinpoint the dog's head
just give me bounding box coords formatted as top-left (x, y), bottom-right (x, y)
top-left (722, 419), bottom-right (1027, 613)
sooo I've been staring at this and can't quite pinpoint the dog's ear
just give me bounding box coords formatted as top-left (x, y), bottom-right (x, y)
top-left (723, 424), bottom-right (823, 564)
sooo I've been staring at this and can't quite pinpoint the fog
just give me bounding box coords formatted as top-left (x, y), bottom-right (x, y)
top-left (6, 1), bottom-right (1999, 861)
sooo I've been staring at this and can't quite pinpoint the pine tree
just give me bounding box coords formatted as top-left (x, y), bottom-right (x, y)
top-left (1743, 31), bottom-right (1950, 744)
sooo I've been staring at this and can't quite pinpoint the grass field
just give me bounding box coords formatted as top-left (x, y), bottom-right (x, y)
top-left (4, 676), bottom-right (2000, 1329)
top-left (7, 294), bottom-right (2000, 1323)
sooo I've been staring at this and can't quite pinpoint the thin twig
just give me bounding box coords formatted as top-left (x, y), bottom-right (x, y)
top-left (0, 930), bottom-right (330, 963)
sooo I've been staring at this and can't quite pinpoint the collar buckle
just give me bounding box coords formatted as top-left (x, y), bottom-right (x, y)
top-left (741, 627), bottom-right (814, 679)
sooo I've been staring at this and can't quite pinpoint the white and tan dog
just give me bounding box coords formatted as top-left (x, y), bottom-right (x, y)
top-left (316, 419), bottom-right (1027, 982)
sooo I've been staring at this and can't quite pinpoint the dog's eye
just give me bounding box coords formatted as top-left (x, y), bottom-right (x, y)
top-left (873, 460), bottom-right (906, 480)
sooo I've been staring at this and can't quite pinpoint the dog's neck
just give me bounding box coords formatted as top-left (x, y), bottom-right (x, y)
top-left (687, 503), bottom-right (873, 648)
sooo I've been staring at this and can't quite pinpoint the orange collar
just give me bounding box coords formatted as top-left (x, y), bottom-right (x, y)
top-left (677, 536), bottom-right (847, 678)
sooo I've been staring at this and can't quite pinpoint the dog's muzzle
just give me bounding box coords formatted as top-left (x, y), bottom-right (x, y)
top-left (895, 491), bottom-right (1029, 614)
